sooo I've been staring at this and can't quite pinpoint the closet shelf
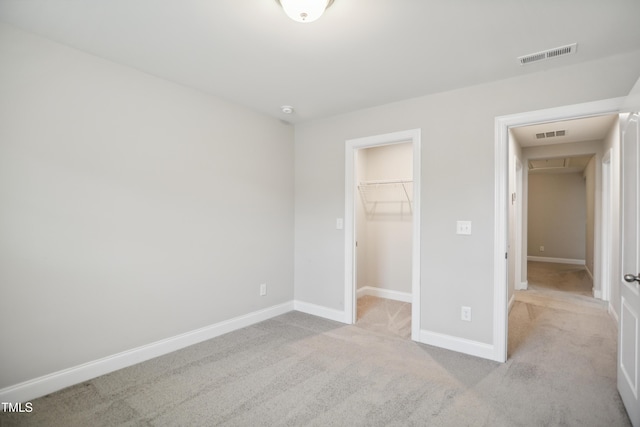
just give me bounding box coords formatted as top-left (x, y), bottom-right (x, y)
top-left (358, 179), bottom-right (413, 215)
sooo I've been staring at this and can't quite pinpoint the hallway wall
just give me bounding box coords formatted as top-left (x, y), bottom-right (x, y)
top-left (528, 172), bottom-right (587, 261)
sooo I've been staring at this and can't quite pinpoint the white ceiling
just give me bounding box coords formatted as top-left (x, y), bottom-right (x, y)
top-left (1, 1), bottom-right (640, 123)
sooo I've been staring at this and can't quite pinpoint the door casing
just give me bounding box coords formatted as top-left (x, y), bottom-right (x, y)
top-left (602, 149), bottom-right (613, 302)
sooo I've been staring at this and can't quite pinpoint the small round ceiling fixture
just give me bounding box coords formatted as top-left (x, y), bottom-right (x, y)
top-left (278, 0), bottom-right (334, 23)
top-left (281, 105), bottom-right (294, 114)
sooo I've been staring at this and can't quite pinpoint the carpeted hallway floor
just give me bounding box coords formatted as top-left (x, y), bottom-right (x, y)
top-left (1, 267), bottom-right (630, 426)
top-left (527, 261), bottom-right (594, 297)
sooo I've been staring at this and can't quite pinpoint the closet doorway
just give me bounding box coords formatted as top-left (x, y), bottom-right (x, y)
top-left (344, 129), bottom-right (421, 341)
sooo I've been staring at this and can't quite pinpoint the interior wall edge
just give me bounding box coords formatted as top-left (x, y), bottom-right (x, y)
top-left (418, 329), bottom-right (496, 362)
top-left (293, 300), bottom-right (348, 324)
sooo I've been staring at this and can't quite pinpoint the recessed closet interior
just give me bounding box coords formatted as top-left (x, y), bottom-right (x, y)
top-left (355, 142), bottom-right (413, 333)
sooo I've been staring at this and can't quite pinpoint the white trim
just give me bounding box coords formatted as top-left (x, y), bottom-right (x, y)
top-left (345, 129), bottom-right (421, 341)
top-left (495, 97), bottom-right (625, 364)
top-left (515, 158), bottom-right (524, 305)
top-left (601, 149), bottom-right (613, 302)
top-left (356, 286), bottom-right (412, 303)
top-left (419, 330), bottom-right (496, 361)
top-left (516, 280), bottom-right (529, 290)
top-left (0, 302), bottom-right (294, 404)
top-left (293, 300), bottom-right (348, 323)
top-left (594, 289), bottom-right (603, 299)
top-left (494, 115), bottom-right (509, 363)
top-left (585, 265), bottom-right (594, 281)
top-left (508, 294), bottom-right (516, 313)
top-left (609, 303), bottom-right (620, 326)
top-left (527, 256), bottom-right (585, 265)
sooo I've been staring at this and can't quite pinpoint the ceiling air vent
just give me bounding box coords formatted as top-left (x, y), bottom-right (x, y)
top-left (534, 130), bottom-right (566, 139)
top-left (518, 43), bottom-right (578, 66)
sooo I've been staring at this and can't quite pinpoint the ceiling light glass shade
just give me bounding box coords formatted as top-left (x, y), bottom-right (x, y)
top-left (279, 0), bottom-right (330, 23)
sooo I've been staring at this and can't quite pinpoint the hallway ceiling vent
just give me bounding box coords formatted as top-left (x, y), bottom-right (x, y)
top-left (518, 43), bottom-right (578, 65)
top-left (535, 130), bottom-right (567, 139)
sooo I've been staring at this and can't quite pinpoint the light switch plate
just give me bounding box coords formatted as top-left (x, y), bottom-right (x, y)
top-left (456, 221), bottom-right (472, 235)
top-left (336, 218), bottom-right (344, 230)
top-left (461, 306), bottom-right (472, 322)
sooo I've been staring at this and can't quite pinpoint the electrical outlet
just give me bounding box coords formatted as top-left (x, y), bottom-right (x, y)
top-left (260, 283), bottom-right (267, 296)
top-left (461, 306), bottom-right (471, 322)
top-left (539, 246), bottom-right (545, 252)
top-left (456, 221), bottom-right (472, 235)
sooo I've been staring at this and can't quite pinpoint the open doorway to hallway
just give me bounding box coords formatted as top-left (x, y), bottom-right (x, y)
top-left (525, 152), bottom-right (597, 302)
top-left (508, 114), bottom-right (619, 304)
top-left (506, 113), bottom-right (619, 357)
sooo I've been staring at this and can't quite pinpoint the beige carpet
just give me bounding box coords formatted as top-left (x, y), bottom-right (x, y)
top-left (0, 288), bottom-right (629, 426)
top-left (527, 261), bottom-right (593, 297)
top-left (356, 295), bottom-right (411, 339)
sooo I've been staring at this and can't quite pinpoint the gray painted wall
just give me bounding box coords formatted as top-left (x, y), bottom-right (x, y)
top-left (527, 173), bottom-right (587, 260)
top-left (521, 140), bottom-right (604, 290)
top-left (0, 24), bottom-right (294, 389)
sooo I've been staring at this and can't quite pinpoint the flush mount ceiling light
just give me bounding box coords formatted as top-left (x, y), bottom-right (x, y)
top-left (278, 0), bottom-right (334, 23)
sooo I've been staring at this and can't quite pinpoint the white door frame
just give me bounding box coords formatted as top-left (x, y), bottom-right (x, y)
top-left (345, 129), bottom-right (421, 341)
top-left (515, 158), bottom-right (524, 291)
top-left (494, 97), bottom-right (625, 362)
top-left (601, 148), bottom-right (613, 302)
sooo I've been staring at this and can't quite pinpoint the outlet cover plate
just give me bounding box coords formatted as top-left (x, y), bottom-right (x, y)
top-left (456, 221), bottom-right (472, 235)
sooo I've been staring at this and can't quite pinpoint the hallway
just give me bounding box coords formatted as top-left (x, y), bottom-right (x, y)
top-left (527, 261), bottom-right (595, 299)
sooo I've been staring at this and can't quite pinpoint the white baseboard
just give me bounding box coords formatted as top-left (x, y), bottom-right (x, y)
top-left (0, 301), bottom-right (294, 404)
top-left (516, 281), bottom-right (528, 290)
top-left (419, 329), bottom-right (496, 361)
top-left (527, 256), bottom-right (585, 265)
top-left (508, 294), bottom-right (516, 313)
top-left (293, 300), bottom-right (348, 323)
top-left (608, 303), bottom-right (619, 326)
top-left (585, 266), bottom-right (594, 281)
top-left (356, 286), bottom-right (412, 303)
